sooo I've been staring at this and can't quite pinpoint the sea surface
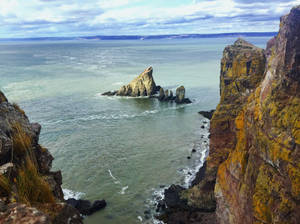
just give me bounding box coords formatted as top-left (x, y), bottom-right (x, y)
top-left (0, 37), bottom-right (271, 223)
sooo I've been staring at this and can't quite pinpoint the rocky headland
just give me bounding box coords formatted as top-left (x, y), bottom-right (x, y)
top-left (157, 5), bottom-right (300, 224)
top-left (102, 66), bottom-right (192, 104)
top-left (0, 91), bottom-right (106, 223)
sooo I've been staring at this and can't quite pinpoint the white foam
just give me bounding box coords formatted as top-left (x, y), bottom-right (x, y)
top-left (137, 216), bottom-right (143, 222)
top-left (63, 188), bottom-right (85, 200)
top-left (112, 82), bottom-right (124, 86)
top-left (120, 186), bottom-right (129, 195)
top-left (108, 169), bottom-right (120, 184)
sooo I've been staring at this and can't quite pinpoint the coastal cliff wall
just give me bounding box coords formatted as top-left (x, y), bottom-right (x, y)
top-left (158, 6), bottom-right (300, 224)
top-left (0, 91), bottom-right (82, 223)
top-left (214, 6), bottom-right (300, 223)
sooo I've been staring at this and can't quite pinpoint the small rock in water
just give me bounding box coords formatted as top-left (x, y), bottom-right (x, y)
top-left (192, 149), bottom-right (196, 153)
top-left (201, 125), bottom-right (205, 129)
top-left (187, 156), bottom-right (191, 159)
top-left (160, 185), bottom-right (165, 188)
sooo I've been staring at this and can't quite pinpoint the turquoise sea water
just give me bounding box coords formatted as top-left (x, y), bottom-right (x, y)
top-left (0, 37), bottom-right (271, 223)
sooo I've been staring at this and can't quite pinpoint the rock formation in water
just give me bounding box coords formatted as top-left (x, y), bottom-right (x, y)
top-left (102, 67), bottom-right (192, 103)
top-left (102, 67), bottom-right (157, 97)
top-left (158, 5), bottom-right (300, 224)
top-left (0, 91), bottom-right (106, 223)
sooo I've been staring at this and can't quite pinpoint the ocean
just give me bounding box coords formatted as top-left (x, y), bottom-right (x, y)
top-left (0, 36), bottom-right (271, 223)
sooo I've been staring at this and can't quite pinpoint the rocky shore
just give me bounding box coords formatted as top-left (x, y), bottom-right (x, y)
top-left (157, 5), bottom-right (300, 224)
top-left (102, 66), bottom-right (192, 104)
top-left (0, 91), bottom-right (106, 223)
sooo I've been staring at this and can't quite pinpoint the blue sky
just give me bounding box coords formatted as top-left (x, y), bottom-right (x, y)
top-left (0, 0), bottom-right (299, 38)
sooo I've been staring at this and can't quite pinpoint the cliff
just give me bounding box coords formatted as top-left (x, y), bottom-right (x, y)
top-left (158, 5), bottom-right (300, 224)
top-left (0, 91), bottom-right (82, 223)
top-left (214, 6), bottom-right (300, 223)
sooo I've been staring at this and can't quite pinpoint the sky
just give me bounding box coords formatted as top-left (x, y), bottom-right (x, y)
top-left (0, 0), bottom-right (299, 38)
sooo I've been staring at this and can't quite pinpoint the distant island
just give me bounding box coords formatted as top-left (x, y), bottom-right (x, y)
top-left (0, 32), bottom-right (277, 42)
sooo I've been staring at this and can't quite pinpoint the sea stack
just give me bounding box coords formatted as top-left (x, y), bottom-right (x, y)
top-left (117, 66), bottom-right (157, 97)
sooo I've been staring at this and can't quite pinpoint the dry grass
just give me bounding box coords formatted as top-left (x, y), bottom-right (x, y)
top-left (17, 157), bottom-right (55, 205)
top-left (0, 174), bottom-right (11, 197)
top-left (11, 122), bottom-right (34, 160)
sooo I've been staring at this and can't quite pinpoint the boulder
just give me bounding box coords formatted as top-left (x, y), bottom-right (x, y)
top-left (198, 110), bottom-right (215, 120)
top-left (117, 67), bottom-right (157, 96)
top-left (66, 198), bottom-right (107, 216)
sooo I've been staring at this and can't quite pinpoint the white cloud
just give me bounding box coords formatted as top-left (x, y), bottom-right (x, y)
top-left (0, 0), bottom-right (300, 37)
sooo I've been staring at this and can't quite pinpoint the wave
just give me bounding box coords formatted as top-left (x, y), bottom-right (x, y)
top-left (63, 188), bottom-right (85, 200)
top-left (43, 109), bottom-right (160, 126)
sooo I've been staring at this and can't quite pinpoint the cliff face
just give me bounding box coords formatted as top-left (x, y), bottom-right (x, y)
top-left (182, 37), bottom-right (266, 215)
top-left (212, 6), bottom-right (300, 224)
top-left (0, 91), bottom-right (82, 223)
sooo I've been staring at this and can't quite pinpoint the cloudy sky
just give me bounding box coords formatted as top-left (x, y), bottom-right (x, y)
top-left (0, 0), bottom-right (299, 38)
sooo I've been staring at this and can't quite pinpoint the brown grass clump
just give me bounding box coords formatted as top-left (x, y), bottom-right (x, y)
top-left (16, 157), bottom-right (55, 205)
top-left (11, 122), bottom-right (33, 160)
top-left (0, 174), bottom-right (11, 197)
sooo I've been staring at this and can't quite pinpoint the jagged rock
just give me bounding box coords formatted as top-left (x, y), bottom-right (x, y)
top-left (198, 110), bottom-right (215, 120)
top-left (117, 67), bottom-right (157, 96)
top-left (158, 88), bottom-right (165, 101)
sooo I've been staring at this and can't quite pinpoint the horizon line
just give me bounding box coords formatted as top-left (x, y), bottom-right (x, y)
top-left (0, 32), bottom-right (277, 41)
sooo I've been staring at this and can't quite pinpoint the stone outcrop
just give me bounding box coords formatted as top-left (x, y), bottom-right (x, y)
top-left (117, 67), bottom-right (157, 96)
top-left (0, 90), bottom-right (105, 223)
top-left (158, 5), bottom-right (300, 224)
top-left (102, 67), bottom-right (157, 97)
top-left (102, 67), bottom-right (192, 103)
top-left (157, 86), bottom-right (191, 103)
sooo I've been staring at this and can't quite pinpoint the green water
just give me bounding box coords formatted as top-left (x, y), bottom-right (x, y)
top-left (0, 37), bottom-right (271, 223)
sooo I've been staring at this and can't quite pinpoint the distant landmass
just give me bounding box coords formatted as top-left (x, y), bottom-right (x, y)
top-left (0, 32), bottom-right (277, 41)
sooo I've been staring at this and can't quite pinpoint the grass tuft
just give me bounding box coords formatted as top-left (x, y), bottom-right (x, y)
top-left (17, 157), bottom-right (55, 205)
